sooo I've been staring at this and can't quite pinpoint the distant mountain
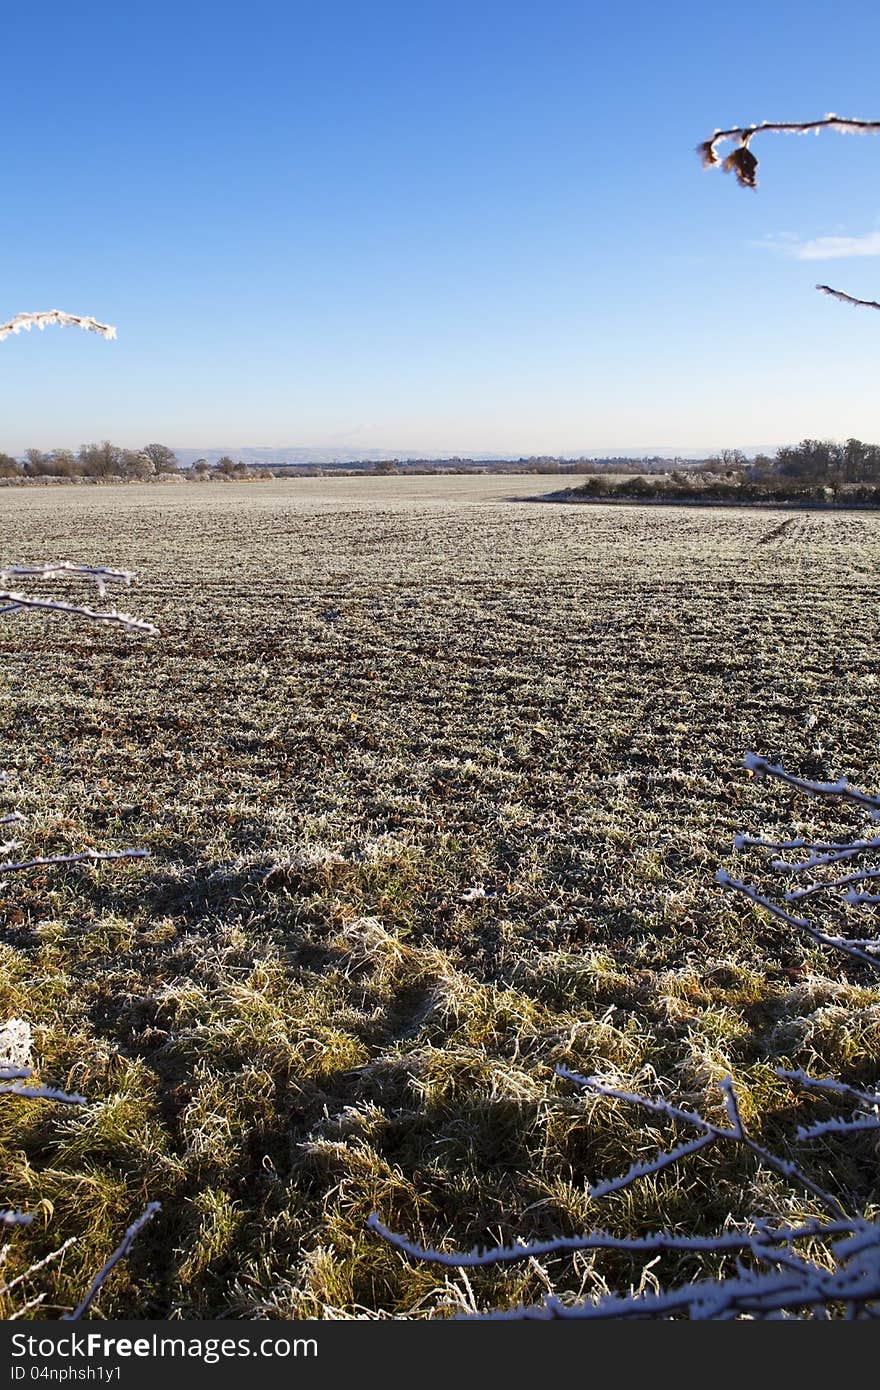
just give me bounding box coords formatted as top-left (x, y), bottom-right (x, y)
top-left (171, 447), bottom-right (502, 468)
top-left (172, 445), bottom-right (782, 468)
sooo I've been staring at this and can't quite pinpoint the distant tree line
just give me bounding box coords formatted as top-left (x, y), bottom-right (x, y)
top-left (0, 442), bottom-right (180, 479)
top-left (699, 439), bottom-right (880, 486)
top-left (275, 456), bottom-right (688, 476)
top-left (570, 438), bottom-right (880, 506)
top-left (0, 445), bottom-right (282, 482)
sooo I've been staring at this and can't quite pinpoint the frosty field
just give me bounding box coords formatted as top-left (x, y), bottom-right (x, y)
top-left (1, 477), bottom-right (879, 1317)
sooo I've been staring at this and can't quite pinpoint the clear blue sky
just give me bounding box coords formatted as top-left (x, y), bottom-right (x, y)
top-left (3, 0), bottom-right (880, 456)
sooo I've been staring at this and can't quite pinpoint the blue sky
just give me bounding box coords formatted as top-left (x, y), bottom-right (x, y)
top-left (3, 0), bottom-right (880, 456)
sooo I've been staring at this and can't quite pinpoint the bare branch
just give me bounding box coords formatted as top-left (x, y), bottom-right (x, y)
top-left (698, 119), bottom-right (880, 309)
top-left (0, 1238), bottom-right (76, 1296)
top-left (718, 867), bottom-right (880, 970)
top-left (698, 116), bottom-right (880, 187)
top-left (62, 1203), bottom-right (160, 1321)
top-left (0, 847), bottom-right (150, 877)
top-left (776, 1070), bottom-right (880, 1108)
top-left (0, 564), bottom-right (136, 602)
top-left (367, 1212), bottom-right (857, 1268)
top-left (817, 285), bottom-right (880, 312)
top-left (0, 311), bottom-right (116, 344)
top-left (736, 834), bottom-right (880, 856)
top-left (0, 591), bottom-right (158, 635)
top-left (371, 1064), bottom-right (878, 1315)
top-left (562, 1070), bottom-right (846, 1219)
top-left (716, 868), bottom-right (810, 927)
top-left (785, 867), bottom-right (880, 901)
top-left (0, 1083), bottom-right (87, 1104)
top-left (742, 752), bottom-right (880, 816)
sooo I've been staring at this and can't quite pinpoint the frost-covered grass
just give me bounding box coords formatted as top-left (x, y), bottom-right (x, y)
top-left (0, 479), bottom-right (878, 1318)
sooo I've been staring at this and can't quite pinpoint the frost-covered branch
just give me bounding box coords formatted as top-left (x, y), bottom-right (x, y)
top-left (717, 868), bottom-right (810, 926)
top-left (62, 1203), bottom-right (160, 1321)
top-left (372, 1069), bottom-right (879, 1318)
top-left (0, 564), bottom-right (136, 600)
top-left (721, 753), bottom-right (880, 970)
top-left (560, 1069), bottom-right (845, 1219)
top-left (0, 1062), bottom-right (86, 1105)
top-left (367, 1212), bottom-right (856, 1267)
top-left (0, 558), bottom-right (156, 634)
top-left (742, 753), bottom-right (880, 816)
top-left (785, 866), bottom-right (880, 901)
top-left (718, 868), bottom-right (880, 969)
top-left (697, 115), bottom-right (880, 188)
top-left (735, 833), bottom-right (880, 856)
top-left (776, 1069), bottom-right (880, 1108)
top-left (0, 566), bottom-right (155, 878)
top-left (0, 1082), bottom-right (87, 1104)
top-left (817, 285), bottom-right (880, 313)
top-left (0, 311), bottom-right (116, 344)
top-left (0, 591), bottom-right (158, 635)
top-left (371, 756), bottom-right (880, 1318)
top-left (0, 847), bottom-right (150, 876)
top-left (480, 1225), bottom-right (880, 1318)
top-left (0, 1047), bottom-right (155, 1317)
top-left (697, 116), bottom-right (880, 309)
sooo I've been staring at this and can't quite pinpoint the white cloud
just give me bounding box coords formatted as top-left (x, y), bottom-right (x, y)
top-left (759, 231), bottom-right (880, 260)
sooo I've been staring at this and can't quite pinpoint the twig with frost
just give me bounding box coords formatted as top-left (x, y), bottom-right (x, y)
top-left (0, 313), bottom-right (162, 1320)
top-left (368, 1212), bottom-right (856, 1267)
top-left (735, 833), bottom-right (880, 856)
top-left (1, 1063), bottom-right (156, 1320)
top-left (742, 753), bottom-right (880, 816)
top-left (777, 1069), bottom-right (880, 1107)
top-left (0, 567), bottom-right (155, 877)
top-left (0, 591), bottom-right (158, 635)
top-left (716, 868), bottom-right (810, 926)
top-left (371, 1069), bottom-right (879, 1318)
top-left (478, 1225), bottom-right (880, 1318)
top-left (559, 1069), bottom-right (846, 1218)
top-left (1, 564), bottom-right (136, 601)
top-left (62, 1203), bottom-right (160, 1321)
top-left (770, 845), bottom-right (880, 873)
top-left (723, 753), bottom-right (880, 969)
top-left (697, 116), bottom-right (880, 309)
top-left (0, 1238), bottom-right (76, 1296)
top-left (816, 285), bottom-right (880, 312)
top-left (0, 847), bottom-right (150, 876)
top-left (0, 311), bottom-right (116, 344)
top-left (785, 866), bottom-right (880, 901)
top-left (718, 868), bottom-right (880, 970)
top-left (0, 1070), bottom-right (86, 1103)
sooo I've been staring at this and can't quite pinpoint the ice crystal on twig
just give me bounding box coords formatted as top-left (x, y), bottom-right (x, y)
top-left (0, 310), bottom-right (116, 344)
top-left (372, 1067), bottom-right (879, 1317)
top-left (697, 116), bottom-right (880, 188)
top-left (371, 756), bottom-right (880, 1318)
top-left (816, 285), bottom-right (880, 312)
top-left (62, 1203), bottom-right (160, 1321)
top-left (698, 117), bottom-right (880, 309)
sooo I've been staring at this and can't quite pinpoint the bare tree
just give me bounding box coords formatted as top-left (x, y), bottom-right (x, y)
top-left (141, 443), bottom-right (179, 474)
